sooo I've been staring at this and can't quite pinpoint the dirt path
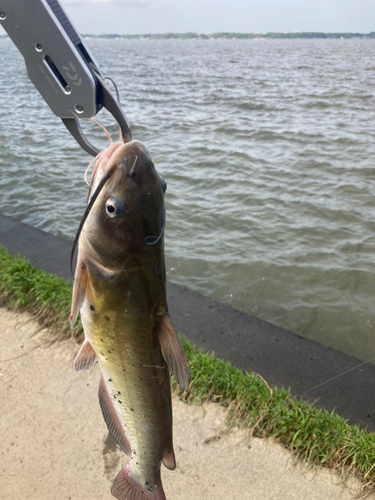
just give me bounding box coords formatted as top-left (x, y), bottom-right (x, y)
top-left (0, 307), bottom-right (368, 500)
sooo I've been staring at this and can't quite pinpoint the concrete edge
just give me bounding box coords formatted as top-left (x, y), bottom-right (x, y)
top-left (1, 212), bottom-right (374, 431)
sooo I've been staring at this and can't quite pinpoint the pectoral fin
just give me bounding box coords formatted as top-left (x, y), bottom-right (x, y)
top-left (158, 315), bottom-right (190, 392)
top-left (98, 375), bottom-right (131, 456)
top-left (74, 340), bottom-right (97, 371)
top-left (70, 261), bottom-right (88, 328)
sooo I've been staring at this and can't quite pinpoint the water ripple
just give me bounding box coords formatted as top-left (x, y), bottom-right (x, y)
top-left (1, 38), bottom-right (375, 361)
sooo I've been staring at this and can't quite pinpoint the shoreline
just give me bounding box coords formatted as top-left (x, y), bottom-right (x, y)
top-left (2, 217), bottom-right (375, 494)
top-left (1, 212), bottom-right (375, 431)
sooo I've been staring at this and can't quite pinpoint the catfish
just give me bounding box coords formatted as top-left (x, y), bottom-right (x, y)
top-left (70, 139), bottom-right (190, 500)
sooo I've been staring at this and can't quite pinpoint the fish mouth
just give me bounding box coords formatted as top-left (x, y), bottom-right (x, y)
top-left (106, 141), bottom-right (153, 181)
top-left (87, 140), bottom-right (153, 199)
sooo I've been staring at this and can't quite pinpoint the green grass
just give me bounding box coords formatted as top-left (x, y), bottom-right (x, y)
top-left (175, 346), bottom-right (375, 490)
top-left (1, 243), bottom-right (375, 496)
top-left (0, 244), bottom-right (82, 338)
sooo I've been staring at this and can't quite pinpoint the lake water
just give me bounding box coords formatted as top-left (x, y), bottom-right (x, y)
top-left (0, 38), bottom-right (375, 361)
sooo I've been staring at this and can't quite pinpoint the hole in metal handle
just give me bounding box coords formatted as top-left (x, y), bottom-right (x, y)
top-left (75, 104), bottom-right (84, 114)
top-left (43, 55), bottom-right (71, 95)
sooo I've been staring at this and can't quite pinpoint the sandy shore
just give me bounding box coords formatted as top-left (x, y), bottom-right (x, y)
top-left (0, 307), bottom-right (369, 500)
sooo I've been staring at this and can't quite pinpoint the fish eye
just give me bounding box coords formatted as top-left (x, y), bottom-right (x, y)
top-left (105, 197), bottom-right (126, 218)
top-left (160, 176), bottom-right (167, 193)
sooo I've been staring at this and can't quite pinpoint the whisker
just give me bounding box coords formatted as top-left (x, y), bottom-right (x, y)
top-left (153, 154), bottom-right (168, 163)
top-left (130, 155), bottom-right (138, 174)
top-left (84, 150), bottom-right (105, 186)
top-left (87, 118), bottom-right (113, 144)
top-left (71, 165), bottom-right (116, 277)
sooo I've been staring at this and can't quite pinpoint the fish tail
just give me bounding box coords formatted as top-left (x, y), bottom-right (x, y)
top-left (111, 462), bottom-right (166, 500)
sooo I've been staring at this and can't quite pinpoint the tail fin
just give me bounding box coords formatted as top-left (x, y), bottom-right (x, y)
top-left (111, 463), bottom-right (166, 500)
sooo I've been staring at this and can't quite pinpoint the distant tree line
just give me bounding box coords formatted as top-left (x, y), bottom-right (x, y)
top-left (78, 32), bottom-right (375, 40)
top-left (210, 32), bottom-right (375, 39)
top-left (1, 32), bottom-right (375, 40)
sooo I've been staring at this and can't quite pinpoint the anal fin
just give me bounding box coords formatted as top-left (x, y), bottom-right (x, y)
top-left (98, 375), bottom-right (131, 455)
top-left (74, 340), bottom-right (97, 371)
top-left (158, 314), bottom-right (190, 391)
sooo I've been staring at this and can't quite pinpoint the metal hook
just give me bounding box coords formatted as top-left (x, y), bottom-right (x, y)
top-left (62, 69), bottom-right (132, 157)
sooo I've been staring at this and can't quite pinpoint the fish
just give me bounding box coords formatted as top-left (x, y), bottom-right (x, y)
top-left (69, 138), bottom-right (190, 500)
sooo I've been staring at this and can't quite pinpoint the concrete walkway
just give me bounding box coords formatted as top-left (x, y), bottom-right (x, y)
top-left (0, 308), bottom-right (369, 500)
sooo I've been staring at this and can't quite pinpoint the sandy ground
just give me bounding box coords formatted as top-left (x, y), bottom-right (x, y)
top-left (0, 307), bottom-right (371, 500)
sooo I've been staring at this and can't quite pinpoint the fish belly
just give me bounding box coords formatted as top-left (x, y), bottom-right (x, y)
top-left (82, 301), bottom-right (173, 487)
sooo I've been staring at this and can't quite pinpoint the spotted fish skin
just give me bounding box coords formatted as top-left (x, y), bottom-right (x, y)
top-left (70, 140), bottom-right (189, 500)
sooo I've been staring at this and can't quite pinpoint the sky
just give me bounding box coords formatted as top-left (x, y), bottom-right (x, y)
top-left (57, 0), bottom-right (375, 35)
top-left (0, 0), bottom-right (374, 35)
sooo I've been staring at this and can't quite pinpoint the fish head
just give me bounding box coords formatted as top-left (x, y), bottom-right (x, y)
top-left (80, 140), bottom-right (166, 269)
